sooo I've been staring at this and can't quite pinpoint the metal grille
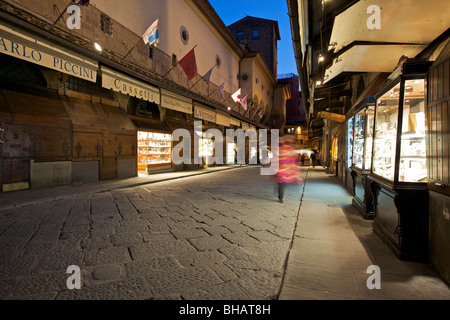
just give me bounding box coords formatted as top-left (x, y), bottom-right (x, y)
top-left (64, 76), bottom-right (115, 100)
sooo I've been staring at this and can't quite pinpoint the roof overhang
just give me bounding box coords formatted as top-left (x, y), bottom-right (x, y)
top-left (323, 0), bottom-right (450, 83)
top-left (324, 44), bottom-right (426, 83)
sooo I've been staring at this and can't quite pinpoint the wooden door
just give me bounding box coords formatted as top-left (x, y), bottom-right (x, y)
top-left (101, 133), bottom-right (118, 180)
top-left (0, 124), bottom-right (30, 191)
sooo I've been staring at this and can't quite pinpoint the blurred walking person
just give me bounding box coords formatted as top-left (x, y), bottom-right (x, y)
top-left (274, 135), bottom-right (303, 203)
top-left (310, 151), bottom-right (316, 168)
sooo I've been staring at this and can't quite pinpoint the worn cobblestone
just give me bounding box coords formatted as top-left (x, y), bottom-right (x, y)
top-left (0, 167), bottom-right (302, 300)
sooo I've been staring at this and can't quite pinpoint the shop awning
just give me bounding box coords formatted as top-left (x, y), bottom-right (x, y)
top-left (102, 67), bottom-right (160, 104)
top-left (0, 88), bottom-right (70, 126)
top-left (61, 95), bottom-right (135, 133)
top-left (324, 44), bottom-right (427, 84)
top-left (0, 21), bottom-right (98, 82)
top-left (324, 0), bottom-right (449, 84)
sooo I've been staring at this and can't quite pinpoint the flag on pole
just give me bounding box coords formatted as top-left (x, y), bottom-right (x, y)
top-left (202, 65), bottom-right (216, 85)
top-left (258, 108), bottom-right (265, 119)
top-left (142, 19), bottom-right (160, 46)
top-left (240, 95), bottom-right (248, 111)
top-left (179, 48), bottom-right (198, 80)
top-left (217, 82), bottom-right (225, 100)
top-left (231, 88), bottom-right (242, 103)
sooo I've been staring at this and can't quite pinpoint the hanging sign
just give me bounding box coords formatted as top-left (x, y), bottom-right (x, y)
top-left (216, 112), bottom-right (230, 127)
top-left (230, 117), bottom-right (241, 127)
top-left (160, 89), bottom-right (193, 114)
top-left (194, 104), bottom-right (216, 123)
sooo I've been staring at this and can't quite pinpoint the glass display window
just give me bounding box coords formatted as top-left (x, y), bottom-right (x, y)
top-left (371, 74), bottom-right (428, 184)
top-left (352, 110), bottom-right (365, 169)
top-left (399, 79), bottom-right (427, 182)
top-left (373, 81), bottom-right (401, 181)
top-left (364, 104), bottom-right (375, 171)
top-left (227, 142), bottom-right (236, 164)
top-left (138, 131), bottom-right (172, 166)
top-left (347, 117), bottom-right (354, 168)
top-left (199, 137), bottom-right (214, 157)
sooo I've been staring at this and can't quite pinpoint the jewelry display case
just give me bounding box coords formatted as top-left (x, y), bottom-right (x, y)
top-left (368, 62), bottom-right (432, 262)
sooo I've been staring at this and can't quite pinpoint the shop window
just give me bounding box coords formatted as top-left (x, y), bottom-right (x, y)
top-left (399, 79), bottom-right (426, 182)
top-left (353, 111), bottom-right (365, 169)
top-left (347, 116), bottom-right (354, 168)
top-left (0, 54), bottom-right (47, 87)
top-left (373, 82), bottom-right (401, 181)
top-left (364, 105), bottom-right (375, 171)
top-left (100, 14), bottom-right (112, 35)
top-left (138, 132), bottom-right (172, 167)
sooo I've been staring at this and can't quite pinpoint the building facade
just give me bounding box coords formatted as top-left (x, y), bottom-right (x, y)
top-left (288, 0), bottom-right (450, 284)
top-left (0, 0), bottom-right (284, 192)
top-left (227, 16), bottom-right (281, 77)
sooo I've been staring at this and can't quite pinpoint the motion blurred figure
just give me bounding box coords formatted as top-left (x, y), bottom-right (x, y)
top-left (274, 135), bottom-right (303, 203)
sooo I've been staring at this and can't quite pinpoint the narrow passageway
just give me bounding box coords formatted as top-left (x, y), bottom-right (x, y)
top-left (280, 168), bottom-right (450, 300)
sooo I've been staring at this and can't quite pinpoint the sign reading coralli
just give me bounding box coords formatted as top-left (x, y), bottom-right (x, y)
top-left (102, 67), bottom-right (160, 103)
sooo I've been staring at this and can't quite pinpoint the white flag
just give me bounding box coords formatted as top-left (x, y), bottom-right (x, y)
top-left (231, 88), bottom-right (242, 103)
top-left (142, 19), bottom-right (160, 46)
top-left (240, 95), bottom-right (248, 110)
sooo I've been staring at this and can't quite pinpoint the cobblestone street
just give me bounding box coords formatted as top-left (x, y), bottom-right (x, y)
top-left (0, 167), bottom-right (304, 300)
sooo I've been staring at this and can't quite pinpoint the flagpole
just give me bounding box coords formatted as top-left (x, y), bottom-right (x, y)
top-left (124, 14), bottom-right (163, 60)
top-left (163, 44), bottom-right (197, 79)
top-left (189, 64), bottom-right (216, 90)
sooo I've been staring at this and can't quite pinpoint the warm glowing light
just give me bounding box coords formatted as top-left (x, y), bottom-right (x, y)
top-left (316, 80), bottom-right (322, 86)
top-left (94, 43), bottom-right (102, 52)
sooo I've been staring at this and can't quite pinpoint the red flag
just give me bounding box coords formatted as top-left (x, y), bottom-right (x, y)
top-left (179, 48), bottom-right (198, 80)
